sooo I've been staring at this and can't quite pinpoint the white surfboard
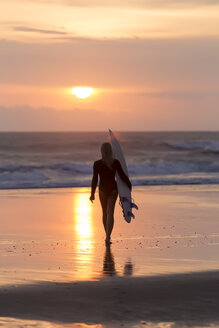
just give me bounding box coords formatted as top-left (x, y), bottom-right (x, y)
top-left (109, 129), bottom-right (138, 223)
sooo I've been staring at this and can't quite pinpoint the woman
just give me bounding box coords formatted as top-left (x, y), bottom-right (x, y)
top-left (90, 142), bottom-right (131, 245)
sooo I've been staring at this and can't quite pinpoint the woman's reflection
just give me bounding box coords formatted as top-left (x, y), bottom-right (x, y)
top-left (103, 245), bottom-right (117, 276)
top-left (123, 259), bottom-right (133, 276)
top-left (103, 246), bottom-right (133, 277)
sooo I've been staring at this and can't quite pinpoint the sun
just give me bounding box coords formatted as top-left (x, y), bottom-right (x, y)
top-left (72, 87), bottom-right (94, 99)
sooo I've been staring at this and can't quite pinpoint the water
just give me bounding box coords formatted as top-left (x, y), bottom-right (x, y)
top-left (0, 131), bottom-right (219, 189)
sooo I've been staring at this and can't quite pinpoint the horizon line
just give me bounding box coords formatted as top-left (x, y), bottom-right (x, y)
top-left (0, 130), bottom-right (218, 133)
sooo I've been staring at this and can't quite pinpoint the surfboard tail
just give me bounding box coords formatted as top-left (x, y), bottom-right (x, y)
top-left (127, 211), bottom-right (135, 219)
top-left (131, 202), bottom-right (138, 210)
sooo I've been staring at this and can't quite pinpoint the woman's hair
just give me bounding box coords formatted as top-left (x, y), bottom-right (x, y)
top-left (101, 142), bottom-right (114, 168)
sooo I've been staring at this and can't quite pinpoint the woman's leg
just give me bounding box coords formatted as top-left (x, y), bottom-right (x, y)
top-left (105, 189), bottom-right (118, 242)
top-left (99, 189), bottom-right (108, 232)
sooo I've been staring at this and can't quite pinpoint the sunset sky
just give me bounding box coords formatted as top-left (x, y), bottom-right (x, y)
top-left (0, 0), bottom-right (219, 131)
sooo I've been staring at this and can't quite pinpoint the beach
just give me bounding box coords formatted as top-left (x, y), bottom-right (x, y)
top-left (0, 185), bottom-right (218, 327)
top-left (2, 0), bottom-right (219, 322)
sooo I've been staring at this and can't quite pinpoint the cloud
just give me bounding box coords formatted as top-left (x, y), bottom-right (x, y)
top-left (1, 100), bottom-right (219, 131)
top-left (0, 105), bottom-right (106, 131)
top-left (12, 26), bottom-right (68, 35)
top-left (0, 37), bottom-right (219, 91)
top-left (40, 0), bottom-right (219, 9)
top-left (0, 36), bottom-right (219, 130)
top-left (136, 91), bottom-right (219, 100)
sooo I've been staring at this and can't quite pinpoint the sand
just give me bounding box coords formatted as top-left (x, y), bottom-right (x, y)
top-left (0, 271), bottom-right (219, 327)
top-left (0, 185), bottom-right (219, 327)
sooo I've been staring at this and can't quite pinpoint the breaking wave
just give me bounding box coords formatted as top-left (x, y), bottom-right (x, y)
top-left (165, 140), bottom-right (219, 153)
top-left (0, 160), bottom-right (219, 189)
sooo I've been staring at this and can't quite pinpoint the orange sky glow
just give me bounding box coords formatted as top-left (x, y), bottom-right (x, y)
top-left (0, 0), bottom-right (219, 130)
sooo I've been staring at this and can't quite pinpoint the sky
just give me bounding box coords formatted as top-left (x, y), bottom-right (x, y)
top-left (0, 0), bottom-right (219, 131)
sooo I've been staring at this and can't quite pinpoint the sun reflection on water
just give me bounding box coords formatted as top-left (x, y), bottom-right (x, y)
top-left (75, 193), bottom-right (93, 240)
top-left (0, 317), bottom-right (103, 328)
top-left (73, 192), bottom-right (94, 279)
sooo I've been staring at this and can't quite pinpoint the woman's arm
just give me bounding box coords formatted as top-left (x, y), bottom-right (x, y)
top-left (90, 161), bottom-right (98, 201)
top-left (115, 160), bottom-right (132, 191)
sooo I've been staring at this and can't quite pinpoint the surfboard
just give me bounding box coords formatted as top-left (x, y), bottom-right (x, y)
top-left (109, 129), bottom-right (138, 223)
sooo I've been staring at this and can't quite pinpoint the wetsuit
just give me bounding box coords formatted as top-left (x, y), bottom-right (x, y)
top-left (91, 159), bottom-right (131, 197)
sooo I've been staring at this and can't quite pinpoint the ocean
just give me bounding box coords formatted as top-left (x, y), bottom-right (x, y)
top-left (0, 131), bottom-right (219, 189)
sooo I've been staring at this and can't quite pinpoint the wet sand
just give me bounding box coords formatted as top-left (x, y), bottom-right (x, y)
top-left (0, 271), bottom-right (219, 327)
top-left (0, 185), bottom-right (219, 327)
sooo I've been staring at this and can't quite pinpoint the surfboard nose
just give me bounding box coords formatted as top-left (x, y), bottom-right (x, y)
top-left (108, 129), bottom-right (115, 139)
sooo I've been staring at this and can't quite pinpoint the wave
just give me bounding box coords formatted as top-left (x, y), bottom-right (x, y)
top-left (132, 176), bottom-right (219, 186)
top-left (0, 174), bottom-right (219, 189)
top-left (129, 160), bottom-right (219, 175)
top-left (0, 160), bottom-right (219, 189)
top-left (0, 160), bottom-right (219, 176)
top-left (0, 163), bottom-right (92, 174)
top-left (165, 140), bottom-right (219, 153)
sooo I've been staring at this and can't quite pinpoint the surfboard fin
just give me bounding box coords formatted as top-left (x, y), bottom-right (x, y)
top-left (127, 211), bottom-right (135, 219)
top-left (131, 202), bottom-right (138, 210)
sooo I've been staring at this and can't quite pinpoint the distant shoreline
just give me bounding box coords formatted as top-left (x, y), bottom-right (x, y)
top-left (0, 130), bottom-right (219, 133)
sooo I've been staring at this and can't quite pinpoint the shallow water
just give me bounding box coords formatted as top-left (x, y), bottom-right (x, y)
top-left (0, 318), bottom-right (218, 328)
top-left (0, 186), bottom-right (219, 328)
top-left (0, 186), bottom-right (219, 286)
